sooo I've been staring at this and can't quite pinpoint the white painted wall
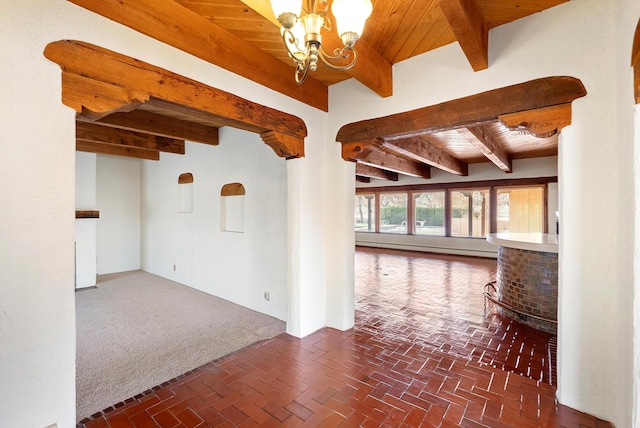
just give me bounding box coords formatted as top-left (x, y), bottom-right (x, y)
top-left (141, 131), bottom-right (288, 321)
top-left (355, 157), bottom-right (558, 257)
top-left (0, 1), bottom-right (77, 426)
top-left (75, 152), bottom-right (97, 288)
top-left (329, 1), bottom-right (637, 425)
top-left (96, 155), bottom-right (141, 274)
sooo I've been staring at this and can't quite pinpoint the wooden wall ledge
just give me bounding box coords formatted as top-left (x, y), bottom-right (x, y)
top-left (76, 210), bottom-right (100, 219)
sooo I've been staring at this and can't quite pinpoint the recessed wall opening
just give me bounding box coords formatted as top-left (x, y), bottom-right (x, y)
top-left (178, 173), bottom-right (194, 213)
top-left (220, 182), bottom-right (246, 233)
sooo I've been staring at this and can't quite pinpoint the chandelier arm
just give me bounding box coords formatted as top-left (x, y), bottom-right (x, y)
top-left (318, 45), bottom-right (358, 71)
top-left (295, 58), bottom-right (312, 83)
top-left (281, 28), bottom-right (310, 63)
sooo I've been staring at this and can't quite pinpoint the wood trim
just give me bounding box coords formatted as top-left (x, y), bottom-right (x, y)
top-left (336, 76), bottom-right (587, 145)
top-left (178, 173), bottom-right (194, 184)
top-left (44, 40), bottom-right (307, 159)
top-left (633, 18), bottom-right (640, 104)
top-left (76, 210), bottom-right (99, 219)
top-left (221, 182), bottom-right (246, 196)
top-left (444, 189), bottom-right (452, 237)
top-left (355, 176), bottom-right (557, 194)
top-left (67, 0), bottom-right (329, 111)
top-left (489, 187), bottom-right (498, 234)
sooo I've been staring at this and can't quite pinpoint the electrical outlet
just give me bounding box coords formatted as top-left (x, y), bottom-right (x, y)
top-left (264, 291), bottom-right (270, 301)
top-left (173, 264), bottom-right (176, 271)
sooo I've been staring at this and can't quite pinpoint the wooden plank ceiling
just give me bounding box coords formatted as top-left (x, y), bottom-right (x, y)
top-left (64, 0), bottom-right (572, 181)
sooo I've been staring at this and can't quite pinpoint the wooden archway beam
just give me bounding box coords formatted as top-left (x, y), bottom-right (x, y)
top-left (336, 76), bottom-right (586, 145)
top-left (44, 40), bottom-right (306, 159)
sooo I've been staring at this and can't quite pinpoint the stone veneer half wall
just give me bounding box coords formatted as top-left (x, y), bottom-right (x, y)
top-left (496, 247), bottom-right (558, 334)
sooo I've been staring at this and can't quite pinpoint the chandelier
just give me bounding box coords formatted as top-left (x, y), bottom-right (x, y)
top-left (271, 0), bottom-right (373, 83)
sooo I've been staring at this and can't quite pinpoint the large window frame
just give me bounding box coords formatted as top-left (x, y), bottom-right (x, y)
top-left (355, 177), bottom-right (554, 238)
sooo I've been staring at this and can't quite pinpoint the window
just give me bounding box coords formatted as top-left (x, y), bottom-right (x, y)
top-left (379, 193), bottom-right (407, 234)
top-left (414, 191), bottom-right (445, 236)
top-left (497, 186), bottom-right (544, 233)
top-left (450, 189), bottom-right (490, 238)
top-left (354, 178), bottom-right (553, 236)
top-left (355, 194), bottom-right (376, 232)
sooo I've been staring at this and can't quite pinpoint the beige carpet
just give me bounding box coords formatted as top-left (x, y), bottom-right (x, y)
top-left (75, 270), bottom-right (286, 421)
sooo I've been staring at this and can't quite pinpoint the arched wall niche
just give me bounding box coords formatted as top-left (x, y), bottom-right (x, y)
top-left (178, 173), bottom-right (194, 213)
top-left (220, 183), bottom-right (246, 233)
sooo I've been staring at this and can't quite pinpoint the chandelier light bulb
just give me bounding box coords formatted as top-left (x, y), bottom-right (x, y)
top-left (271, 0), bottom-right (303, 28)
top-left (331, 0), bottom-right (373, 41)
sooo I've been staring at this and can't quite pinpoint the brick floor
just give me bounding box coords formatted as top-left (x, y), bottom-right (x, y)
top-left (78, 248), bottom-right (612, 427)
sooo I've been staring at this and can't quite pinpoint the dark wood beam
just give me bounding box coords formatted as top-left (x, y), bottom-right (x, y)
top-left (458, 125), bottom-right (512, 172)
top-left (67, 0), bottom-right (329, 111)
top-left (438, 0), bottom-right (488, 71)
top-left (336, 76), bottom-right (587, 145)
top-left (356, 176), bottom-right (371, 183)
top-left (360, 151), bottom-right (431, 179)
top-left (81, 110), bottom-right (219, 146)
top-left (355, 164), bottom-right (399, 181)
top-left (76, 121), bottom-right (185, 154)
top-left (385, 137), bottom-right (468, 176)
top-left (44, 40), bottom-right (307, 159)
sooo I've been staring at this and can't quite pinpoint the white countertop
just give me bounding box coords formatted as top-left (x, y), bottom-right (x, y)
top-left (486, 233), bottom-right (558, 254)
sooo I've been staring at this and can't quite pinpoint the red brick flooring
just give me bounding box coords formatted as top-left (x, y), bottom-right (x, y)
top-left (78, 248), bottom-right (612, 427)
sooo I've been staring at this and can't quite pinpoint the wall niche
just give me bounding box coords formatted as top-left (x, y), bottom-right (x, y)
top-left (221, 183), bottom-right (245, 233)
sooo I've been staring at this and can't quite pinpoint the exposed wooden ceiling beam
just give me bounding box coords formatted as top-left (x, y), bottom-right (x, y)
top-left (336, 77), bottom-right (587, 145)
top-left (355, 164), bottom-right (399, 181)
top-left (76, 121), bottom-right (185, 154)
top-left (44, 40), bottom-right (307, 159)
top-left (385, 137), bottom-right (468, 176)
top-left (67, 0), bottom-right (329, 111)
top-left (239, 0), bottom-right (393, 98)
top-left (359, 151), bottom-right (431, 179)
top-left (80, 110), bottom-right (219, 146)
top-left (438, 0), bottom-right (488, 71)
top-left (356, 176), bottom-right (371, 183)
top-left (458, 125), bottom-right (512, 172)
top-left (76, 141), bottom-right (160, 161)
